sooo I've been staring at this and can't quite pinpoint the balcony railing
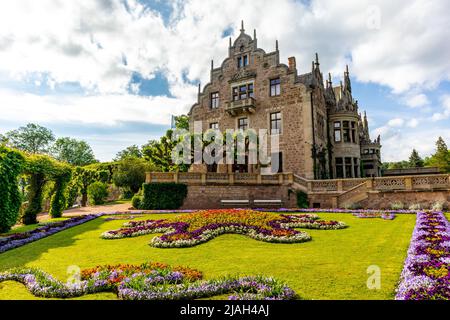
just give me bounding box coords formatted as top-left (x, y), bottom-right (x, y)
top-left (226, 97), bottom-right (256, 116)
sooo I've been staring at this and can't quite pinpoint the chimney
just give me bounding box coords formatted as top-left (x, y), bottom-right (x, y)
top-left (288, 57), bottom-right (296, 72)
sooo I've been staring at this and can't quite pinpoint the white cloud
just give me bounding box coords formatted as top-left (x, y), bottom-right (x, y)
top-left (431, 94), bottom-right (450, 121)
top-left (387, 118), bottom-right (404, 127)
top-left (404, 93), bottom-right (430, 108)
top-left (406, 118), bottom-right (419, 128)
top-left (0, 89), bottom-right (190, 126)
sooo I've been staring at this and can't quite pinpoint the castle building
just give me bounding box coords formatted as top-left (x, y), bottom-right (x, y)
top-left (188, 22), bottom-right (382, 179)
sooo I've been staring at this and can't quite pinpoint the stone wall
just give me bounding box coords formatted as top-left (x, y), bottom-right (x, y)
top-left (181, 184), bottom-right (297, 209)
top-left (308, 190), bottom-right (450, 210)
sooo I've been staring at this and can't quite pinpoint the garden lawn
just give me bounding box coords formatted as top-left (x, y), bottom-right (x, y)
top-left (0, 213), bottom-right (416, 300)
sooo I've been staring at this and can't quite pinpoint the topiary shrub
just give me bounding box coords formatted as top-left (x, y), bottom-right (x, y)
top-left (296, 191), bottom-right (309, 209)
top-left (131, 192), bottom-right (143, 209)
top-left (49, 164), bottom-right (72, 218)
top-left (87, 182), bottom-right (109, 205)
top-left (0, 146), bottom-right (25, 233)
top-left (141, 183), bottom-right (187, 210)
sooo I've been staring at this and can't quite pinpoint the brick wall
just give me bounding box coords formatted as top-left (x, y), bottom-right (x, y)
top-left (181, 185), bottom-right (297, 209)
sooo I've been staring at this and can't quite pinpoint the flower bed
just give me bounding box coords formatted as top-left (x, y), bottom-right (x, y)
top-left (256, 208), bottom-right (417, 215)
top-left (101, 209), bottom-right (347, 248)
top-left (0, 214), bottom-right (101, 253)
top-left (395, 211), bottom-right (450, 300)
top-left (0, 262), bottom-right (296, 300)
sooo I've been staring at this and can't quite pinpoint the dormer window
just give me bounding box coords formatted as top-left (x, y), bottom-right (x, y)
top-left (237, 55), bottom-right (249, 68)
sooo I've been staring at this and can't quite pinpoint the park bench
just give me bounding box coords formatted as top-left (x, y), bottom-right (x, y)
top-left (253, 199), bottom-right (283, 207)
top-left (220, 200), bottom-right (250, 207)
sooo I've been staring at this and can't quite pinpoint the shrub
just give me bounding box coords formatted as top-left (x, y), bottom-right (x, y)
top-left (390, 201), bottom-right (404, 210)
top-left (0, 146), bottom-right (25, 233)
top-left (141, 183), bottom-right (187, 210)
top-left (131, 193), bottom-right (143, 209)
top-left (344, 202), bottom-right (363, 210)
top-left (49, 164), bottom-right (72, 218)
top-left (296, 191), bottom-right (309, 209)
top-left (87, 182), bottom-right (109, 205)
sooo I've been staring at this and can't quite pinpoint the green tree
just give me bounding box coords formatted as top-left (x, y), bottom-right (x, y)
top-left (408, 149), bottom-right (424, 168)
top-left (112, 158), bottom-right (150, 195)
top-left (87, 181), bottom-right (109, 205)
top-left (51, 137), bottom-right (97, 166)
top-left (114, 145), bottom-right (142, 161)
top-left (174, 115), bottom-right (190, 130)
top-left (425, 137), bottom-right (450, 172)
top-left (72, 167), bottom-right (98, 207)
top-left (0, 146), bottom-right (25, 232)
top-left (5, 123), bottom-right (55, 154)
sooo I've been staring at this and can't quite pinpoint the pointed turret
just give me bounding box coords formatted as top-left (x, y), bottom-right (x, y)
top-left (240, 20), bottom-right (245, 33)
top-left (275, 39), bottom-right (279, 51)
top-left (344, 64), bottom-right (352, 94)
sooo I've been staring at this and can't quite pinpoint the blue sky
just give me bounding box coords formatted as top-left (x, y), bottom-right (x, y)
top-left (0, 0), bottom-right (449, 162)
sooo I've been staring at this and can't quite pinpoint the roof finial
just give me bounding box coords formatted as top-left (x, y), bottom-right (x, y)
top-left (253, 29), bottom-right (256, 40)
top-left (315, 53), bottom-right (320, 65)
top-left (275, 40), bottom-right (279, 51)
top-left (240, 20), bottom-right (245, 33)
top-left (229, 37), bottom-right (232, 48)
top-left (328, 72), bottom-right (332, 83)
top-left (198, 82), bottom-right (201, 95)
top-left (346, 64), bottom-right (349, 74)
top-left (211, 60), bottom-right (214, 71)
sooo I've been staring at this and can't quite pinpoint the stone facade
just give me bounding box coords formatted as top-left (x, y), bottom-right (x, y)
top-left (188, 22), bottom-right (381, 180)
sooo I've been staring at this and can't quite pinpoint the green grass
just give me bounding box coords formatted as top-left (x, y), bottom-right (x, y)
top-left (0, 213), bottom-right (416, 300)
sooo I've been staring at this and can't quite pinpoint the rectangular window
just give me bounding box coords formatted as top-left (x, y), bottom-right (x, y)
top-left (238, 118), bottom-right (248, 131)
top-left (237, 55), bottom-right (249, 68)
top-left (232, 83), bottom-right (254, 101)
top-left (335, 158), bottom-right (344, 178)
top-left (209, 122), bottom-right (219, 130)
top-left (270, 78), bottom-right (281, 96)
top-left (270, 112), bottom-right (282, 134)
top-left (334, 121), bottom-right (341, 142)
top-left (351, 121), bottom-right (356, 143)
top-left (210, 92), bottom-right (219, 109)
top-left (345, 157), bottom-right (352, 178)
top-left (343, 121), bottom-right (351, 143)
top-left (353, 158), bottom-right (359, 178)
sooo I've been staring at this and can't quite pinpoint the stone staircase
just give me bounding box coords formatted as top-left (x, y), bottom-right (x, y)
top-left (336, 182), bottom-right (369, 208)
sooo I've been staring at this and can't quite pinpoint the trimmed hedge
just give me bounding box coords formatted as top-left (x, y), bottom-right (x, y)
top-left (296, 191), bottom-right (309, 209)
top-left (0, 146), bottom-right (25, 233)
top-left (141, 183), bottom-right (187, 210)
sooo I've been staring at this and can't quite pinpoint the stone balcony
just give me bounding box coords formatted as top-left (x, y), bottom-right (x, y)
top-left (226, 97), bottom-right (256, 116)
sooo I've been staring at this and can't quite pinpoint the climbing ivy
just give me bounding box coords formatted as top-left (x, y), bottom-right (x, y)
top-left (0, 146), bottom-right (25, 233)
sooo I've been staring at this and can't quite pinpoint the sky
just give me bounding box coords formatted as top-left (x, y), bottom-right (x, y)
top-left (0, 0), bottom-right (449, 162)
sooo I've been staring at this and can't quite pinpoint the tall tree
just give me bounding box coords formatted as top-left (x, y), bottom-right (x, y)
top-left (5, 123), bottom-right (55, 154)
top-left (112, 158), bottom-right (150, 195)
top-left (408, 149), bottom-right (424, 168)
top-left (425, 137), bottom-right (450, 172)
top-left (114, 145), bottom-right (142, 161)
top-left (51, 137), bottom-right (97, 166)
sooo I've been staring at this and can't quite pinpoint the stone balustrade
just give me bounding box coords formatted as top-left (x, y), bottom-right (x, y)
top-left (145, 172), bottom-right (450, 192)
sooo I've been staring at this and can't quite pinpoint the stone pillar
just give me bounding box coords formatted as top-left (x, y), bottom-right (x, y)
top-left (229, 173), bottom-right (235, 185)
top-left (405, 177), bottom-right (413, 190)
top-left (145, 172), bottom-right (151, 183)
top-left (174, 172), bottom-right (179, 183)
top-left (337, 180), bottom-right (343, 192)
top-left (201, 173), bottom-right (206, 185)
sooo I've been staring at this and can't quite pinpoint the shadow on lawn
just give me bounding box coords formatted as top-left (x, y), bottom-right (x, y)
top-left (0, 218), bottom-right (104, 271)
